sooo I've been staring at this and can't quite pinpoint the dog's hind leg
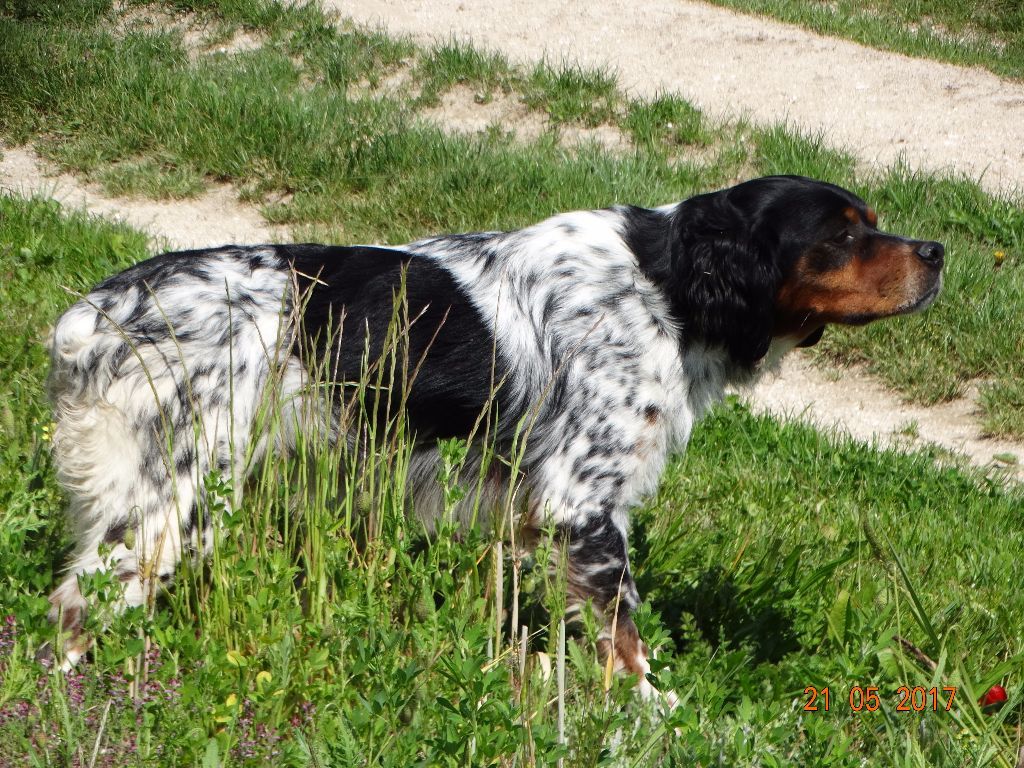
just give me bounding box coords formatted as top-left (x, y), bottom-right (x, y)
top-left (42, 299), bottom-right (285, 667)
top-left (41, 250), bottom-right (310, 667)
top-left (42, 360), bottom-right (226, 669)
top-left (43, 389), bottom-right (200, 668)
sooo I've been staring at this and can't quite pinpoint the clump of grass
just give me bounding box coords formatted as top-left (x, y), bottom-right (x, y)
top-left (623, 94), bottom-right (708, 149)
top-left (134, 0), bottom-right (301, 30)
top-left (753, 122), bottom-right (857, 180)
top-left (415, 39), bottom-right (515, 103)
top-left (95, 156), bottom-right (207, 199)
top-left (523, 61), bottom-right (620, 127)
top-left (895, 419), bottom-right (920, 438)
top-left (0, 0), bottom-right (112, 24)
top-left (291, 20), bottom-right (415, 91)
top-left (980, 378), bottom-right (1024, 437)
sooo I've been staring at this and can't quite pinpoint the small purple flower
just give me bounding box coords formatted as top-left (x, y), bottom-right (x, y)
top-left (66, 669), bottom-right (87, 708)
top-left (0, 615), bottom-right (17, 680)
top-left (0, 615), bottom-right (15, 657)
top-left (230, 699), bottom-right (286, 764)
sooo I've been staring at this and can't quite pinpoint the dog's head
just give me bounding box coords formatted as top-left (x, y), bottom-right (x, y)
top-left (664, 175), bottom-right (943, 368)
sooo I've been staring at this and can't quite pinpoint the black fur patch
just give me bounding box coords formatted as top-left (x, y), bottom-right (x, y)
top-left (283, 245), bottom-right (511, 442)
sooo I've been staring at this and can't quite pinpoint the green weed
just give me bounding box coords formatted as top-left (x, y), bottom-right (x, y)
top-left (624, 94), bottom-right (709, 149)
top-left (95, 156), bottom-right (207, 199)
top-left (415, 39), bottom-right (515, 103)
top-left (523, 61), bottom-right (620, 127)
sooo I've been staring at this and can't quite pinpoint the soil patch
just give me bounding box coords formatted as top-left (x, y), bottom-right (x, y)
top-left (0, 144), bottom-right (283, 249)
top-left (745, 355), bottom-right (1024, 481)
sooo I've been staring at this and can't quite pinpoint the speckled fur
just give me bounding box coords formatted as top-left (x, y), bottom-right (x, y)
top-left (44, 176), bottom-right (943, 694)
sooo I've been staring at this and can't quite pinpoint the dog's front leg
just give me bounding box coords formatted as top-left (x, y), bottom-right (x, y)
top-left (531, 403), bottom-right (679, 706)
top-left (560, 517), bottom-right (653, 692)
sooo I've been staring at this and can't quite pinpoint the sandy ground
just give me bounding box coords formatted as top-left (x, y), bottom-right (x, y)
top-left (0, 147), bottom-right (283, 248)
top-left (748, 356), bottom-right (1022, 479)
top-left (337, 0), bottom-right (1024, 199)
top-left (2, 2), bottom-right (1022, 479)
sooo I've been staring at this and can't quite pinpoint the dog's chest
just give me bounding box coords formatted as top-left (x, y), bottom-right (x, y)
top-left (406, 213), bottom-right (722, 501)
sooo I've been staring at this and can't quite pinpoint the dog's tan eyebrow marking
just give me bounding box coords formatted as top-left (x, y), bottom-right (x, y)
top-left (843, 207), bottom-right (860, 224)
top-left (865, 208), bottom-right (878, 227)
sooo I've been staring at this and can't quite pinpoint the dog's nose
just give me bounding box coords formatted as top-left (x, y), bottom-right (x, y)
top-left (916, 241), bottom-right (944, 266)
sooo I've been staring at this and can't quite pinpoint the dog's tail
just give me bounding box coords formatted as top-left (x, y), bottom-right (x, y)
top-left (48, 299), bottom-right (117, 401)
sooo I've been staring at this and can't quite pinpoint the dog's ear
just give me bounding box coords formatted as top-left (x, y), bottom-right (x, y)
top-left (667, 191), bottom-right (783, 368)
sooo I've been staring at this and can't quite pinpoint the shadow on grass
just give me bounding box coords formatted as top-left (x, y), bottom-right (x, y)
top-left (654, 565), bottom-right (800, 664)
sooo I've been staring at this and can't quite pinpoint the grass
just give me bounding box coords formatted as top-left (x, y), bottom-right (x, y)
top-left (414, 40), bottom-right (515, 102)
top-left (0, 3), bottom-right (1023, 763)
top-left (622, 95), bottom-right (709, 150)
top-left (2, 193), bottom-right (1023, 766)
top-left (703, 0), bottom-right (1024, 81)
top-left (522, 62), bottom-right (620, 128)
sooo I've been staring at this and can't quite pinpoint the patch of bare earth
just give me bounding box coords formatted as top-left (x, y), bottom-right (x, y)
top-left (0, 144), bottom-right (284, 249)
top-left (418, 84), bottom-right (630, 151)
top-left (419, 85), bottom-right (547, 140)
top-left (744, 356), bottom-right (1023, 482)
top-left (354, 64), bottom-right (420, 99)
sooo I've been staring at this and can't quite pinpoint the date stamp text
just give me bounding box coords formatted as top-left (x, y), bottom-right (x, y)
top-left (803, 686), bottom-right (958, 713)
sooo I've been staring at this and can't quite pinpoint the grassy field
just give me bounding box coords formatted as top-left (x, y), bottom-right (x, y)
top-left (1, 1), bottom-right (1023, 766)
top-left (704, 0), bottom-right (1024, 81)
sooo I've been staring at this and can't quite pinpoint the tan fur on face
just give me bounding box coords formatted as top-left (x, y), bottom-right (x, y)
top-left (775, 236), bottom-right (935, 333)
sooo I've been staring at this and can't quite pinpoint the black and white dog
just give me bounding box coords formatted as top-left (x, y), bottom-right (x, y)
top-left (45, 176), bottom-right (943, 695)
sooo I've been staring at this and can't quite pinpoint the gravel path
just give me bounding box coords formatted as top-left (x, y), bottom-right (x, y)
top-left (2, 2), bottom-right (1022, 478)
top-left (337, 0), bottom-right (1024, 199)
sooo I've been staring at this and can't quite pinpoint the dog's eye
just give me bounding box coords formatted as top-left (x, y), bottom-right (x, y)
top-left (832, 230), bottom-right (854, 245)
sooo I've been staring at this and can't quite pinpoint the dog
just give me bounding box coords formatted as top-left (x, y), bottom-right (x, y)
top-left (43, 176), bottom-right (943, 696)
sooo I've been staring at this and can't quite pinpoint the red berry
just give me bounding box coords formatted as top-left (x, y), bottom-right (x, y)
top-left (979, 684), bottom-right (1008, 712)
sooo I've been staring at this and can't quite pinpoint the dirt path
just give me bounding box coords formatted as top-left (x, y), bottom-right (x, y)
top-left (0, 146), bottom-right (283, 249)
top-left (337, 0), bottom-right (1024, 199)
top-left (747, 357), bottom-right (1022, 479)
top-left (3, 1), bottom-right (1023, 479)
